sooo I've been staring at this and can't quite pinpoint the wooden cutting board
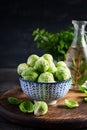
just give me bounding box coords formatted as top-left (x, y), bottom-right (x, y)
top-left (0, 87), bottom-right (87, 130)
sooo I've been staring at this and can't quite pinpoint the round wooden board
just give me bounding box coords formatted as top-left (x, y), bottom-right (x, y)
top-left (0, 87), bottom-right (87, 130)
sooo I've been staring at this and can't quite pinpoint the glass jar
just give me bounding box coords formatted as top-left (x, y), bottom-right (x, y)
top-left (65, 20), bottom-right (87, 90)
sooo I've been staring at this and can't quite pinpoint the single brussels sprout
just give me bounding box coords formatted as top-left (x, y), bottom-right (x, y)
top-left (19, 101), bottom-right (34, 113)
top-left (34, 57), bottom-right (50, 73)
top-left (56, 61), bottom-right (67, 68)
top-left (47, 62), bottom-right (57, 74)
top-left (27, 54), bottom-right (39, 67)
top-left (55, 67), bottom-right (71, 81)
top-left (17, 63), bottom-right (28, 75)
top-left (42, 54), bottom-right (53, 64)
top-left (21, 67), bottom-right (38, 81)
top-left (38, 72), bottom-right (55, 82)
top-left (34, 101), bottom-right (48, 116)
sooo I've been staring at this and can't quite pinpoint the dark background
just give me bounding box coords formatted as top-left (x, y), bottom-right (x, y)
top-left (0, 0), bottom-right (87, 68)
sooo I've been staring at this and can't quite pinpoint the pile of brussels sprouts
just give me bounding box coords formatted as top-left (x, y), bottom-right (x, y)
top-left (17, 54), bottom-right (71, 82)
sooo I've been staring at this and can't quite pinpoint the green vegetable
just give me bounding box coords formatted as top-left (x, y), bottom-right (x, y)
top-left (19, 101), bottom-right (34, 113)
top-left (27, 54), bottom-right (39, 67)
top-left (34, 101), bottom-right (48, 116)
top-left (38, 72), bottom-right (55, 82)
top-left (79, 86), bottom-right (87, 92)
top-left (84, 90), bottom-right (87, 95)
top-left (8, 97), bottom-right (22, 105)
top-left (21, 67), bottom-right (38, 81)
top-left (32, 27), bottom-right (74, 61)
top-left (55, 66), bottom-right (71, 81)
top-left (56, 61), bottom-right (67, 68)
top-left (47, 62), bottom-right (57, 74)
top-left (64, 99), bottom-right (79, 108)
top-left (84, 97), bottom-right (87, 102)
top-left (8, 96), bottom-right (48, 116)
top-left (42, 53), bottom-right (53, 64)
top-left (42, 54), bottom-right (57, 74)
top-left (34, 57), bottom-right (50, 73)
top-left (17, 63), bottom-right (29, 75)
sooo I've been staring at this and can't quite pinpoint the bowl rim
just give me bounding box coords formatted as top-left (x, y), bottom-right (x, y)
top-left (19, 76), bottom-right (72, 84)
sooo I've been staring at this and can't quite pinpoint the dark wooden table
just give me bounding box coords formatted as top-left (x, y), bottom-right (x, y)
top-left (0, 69), bottom-right (37, 130)
top-left (0, 69), bottom-right (87, 130)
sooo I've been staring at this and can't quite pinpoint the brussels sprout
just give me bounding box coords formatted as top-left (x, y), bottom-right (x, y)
top-left (17, 63), bottom-right (29, 75)
top-left (19, 101), bottom-right (34, 113)
top-left (34, 57), bottom-right (50, 73)
top-left (27, 54), bottom-right (39, 67)
top-left (55, 67), bottom-right (71, 81)
top-left (34, 101), bottom-right (48, 116)
top-left (38, 72), bottom-right (55, 82)
top-left (21, 67), bottom-right (38, 81)
top-left (42, 54), bottom-right (53, 64)
top-left (47, 62), bottom-right (57, 74)
top-left (56, 61), bottom-right (67, 68)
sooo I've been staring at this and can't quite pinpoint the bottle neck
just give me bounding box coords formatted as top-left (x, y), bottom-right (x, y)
top-left (72, 20), bottom-right (87, 47)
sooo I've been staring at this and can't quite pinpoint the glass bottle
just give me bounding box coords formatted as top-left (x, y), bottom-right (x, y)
top-left (65, 20), bottom-right (87, 90)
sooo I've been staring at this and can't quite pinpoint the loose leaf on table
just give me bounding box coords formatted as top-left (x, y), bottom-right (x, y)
top-left (8, 97), bottom-right (23, 105)
top-left (79, 86), bottom-right (87, 93)
top-left (64, 99), bottom-right (79, 108)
